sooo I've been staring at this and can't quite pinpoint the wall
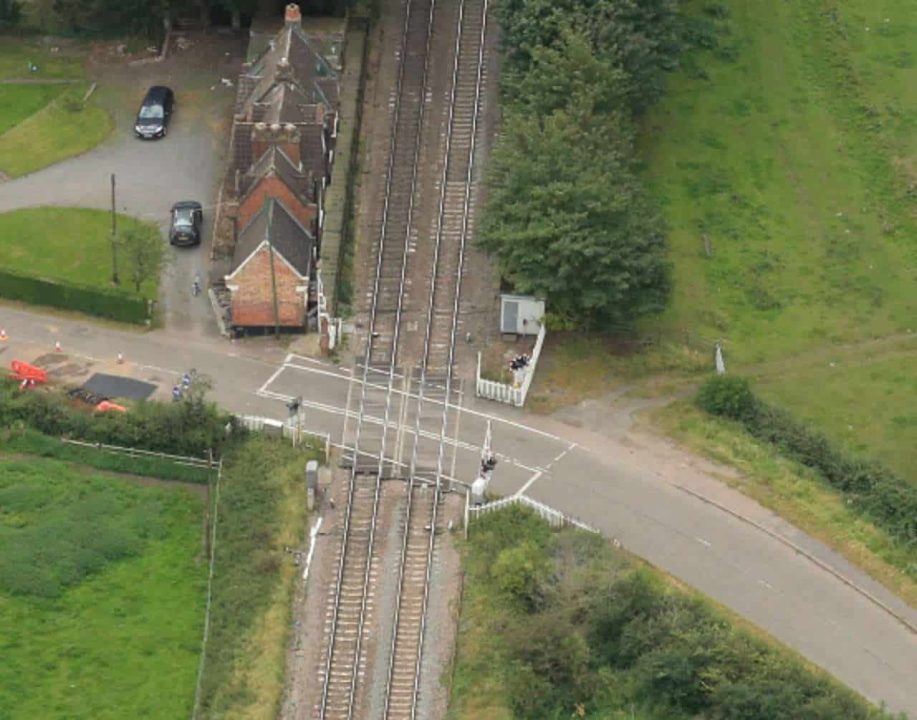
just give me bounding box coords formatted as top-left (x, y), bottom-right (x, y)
top-left (229, 247), bottom-right (307, 327)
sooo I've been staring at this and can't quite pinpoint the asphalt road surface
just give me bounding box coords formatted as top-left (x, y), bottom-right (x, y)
top-left (0, 305), bottom-right (915, 716)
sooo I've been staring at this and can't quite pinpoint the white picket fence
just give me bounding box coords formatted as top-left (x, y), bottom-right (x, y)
top-left (465, 493), bottom-right (597, 534)
top-left (475, 323), bottom-right (547, 407)
top-left (235, 414), bottom-right (331, 459)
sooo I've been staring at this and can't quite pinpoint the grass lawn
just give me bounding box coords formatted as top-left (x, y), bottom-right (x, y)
top-left (0, 207), bottom-right (161, 298)
top-left (0, 83), bottom-right (112, 178)
top-left (0, 83), bottom-right (67, 135)
top-left (196, 437), bottom-right (319, 720)
top-left (0, 456), bottom-right (205, 719)
top-left (0, 37), bottom-right (86, 80)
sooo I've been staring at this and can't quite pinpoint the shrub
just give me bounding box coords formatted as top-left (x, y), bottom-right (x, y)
top-left (0, 379), bottom-right (237, 456)
top-left (695, 377), bottom-right (917, 549)
top-left (0, 267), bottom-right (148, 324)
top-left (696, 375), bottom-right (758, 422)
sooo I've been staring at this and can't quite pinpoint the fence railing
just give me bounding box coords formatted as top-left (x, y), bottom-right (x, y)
top-left (465, 493), bottom-right (597, 536)
top-left (60, 437), bottom-right (214, 468)
top-left (475, 323), bottom-right (547, 407)
top-left (235, 414), bottom-right (331, 460)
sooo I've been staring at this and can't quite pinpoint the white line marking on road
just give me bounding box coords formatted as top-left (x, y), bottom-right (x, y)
top-left (258, 365), bottom-right (286, 395)
top-left (514, 470), bottom-right (543, 497)
top-left (694, 536), bottom-right (712, 548)
top-left (276, 360), bottom-right (566, 442)
top-left (758, 579), bottom-right (773, 590)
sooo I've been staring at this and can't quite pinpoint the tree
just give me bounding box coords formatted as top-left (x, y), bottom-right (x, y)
top-left (120, 227), bottom-right (165, 294)
top-left (480, 105), bottom-right (669, 330)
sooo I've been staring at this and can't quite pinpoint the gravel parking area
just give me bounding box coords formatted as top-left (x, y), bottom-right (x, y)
top-left (0, 32), bottom-right (246, 336)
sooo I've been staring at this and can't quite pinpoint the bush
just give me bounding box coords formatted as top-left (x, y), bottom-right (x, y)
top-left (0, 266), bottom-right (148, 324)
top-left (696, 375), bottom-right (758, 422)
top-left (695, 377), bottom-right (917, 549)
top-left (457, 507), bottom-right (891, 720)
top-left (0, 379), bottom-right (237, 456)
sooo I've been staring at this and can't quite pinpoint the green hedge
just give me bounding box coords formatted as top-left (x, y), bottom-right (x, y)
top-left (0, 380), bottom-right (239, 457)
top-left (454, 507), bottom-right (893, 720)
top-left (697, 376), bottom-right (917, 550)
top-left (0, 266), bottom-right (149, 324)
top-left (0, 427), bottom-right (212, 483)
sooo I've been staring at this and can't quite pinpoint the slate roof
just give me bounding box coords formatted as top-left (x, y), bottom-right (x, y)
top-left (231, 197), bottom-right (314, 277)
top-left (242, 145), bottom-right (312, 202)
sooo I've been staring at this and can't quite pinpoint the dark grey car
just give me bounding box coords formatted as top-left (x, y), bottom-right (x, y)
top-left (170, 201), bottom-right (203, 246)
top-left (135, 86), bottom-right (174, 139)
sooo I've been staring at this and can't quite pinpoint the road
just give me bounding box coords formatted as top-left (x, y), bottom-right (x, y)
top-left (0, 304), bottom-right (914, 715)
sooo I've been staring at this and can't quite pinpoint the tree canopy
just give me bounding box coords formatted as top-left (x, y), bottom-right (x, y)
top-left (480, 2), bottom-right (679, 330)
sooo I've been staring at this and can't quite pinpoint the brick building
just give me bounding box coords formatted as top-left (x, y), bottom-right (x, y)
top-left (225, 198), bottom-right (315, 328)
top-left (213, 2), bottom-right (339, 334)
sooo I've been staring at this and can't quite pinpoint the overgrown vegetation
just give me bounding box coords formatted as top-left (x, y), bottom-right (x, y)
top-left (196, 436), bottom-right (320, 719)
top-left (0, 378), bottom-right (236, 456)
top-left (479, 0), bottom-right (681, 330)
top-left (0, 455), bottom-right (204, 718)
top-left (0, 426), bottom-right (213, 483)
top-left (696, 376), bottom-right (917, 560)
top-left (450, 507), bottom-right (901, 720)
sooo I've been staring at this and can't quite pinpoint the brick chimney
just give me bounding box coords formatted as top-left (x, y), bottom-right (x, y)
top-left (284, 3), bottom-right (301, 28)
top-left (251, 122), bottom-right (302, 167)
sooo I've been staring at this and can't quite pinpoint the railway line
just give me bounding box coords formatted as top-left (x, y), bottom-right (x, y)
top-left (316, 0), bottom-right (490, 716)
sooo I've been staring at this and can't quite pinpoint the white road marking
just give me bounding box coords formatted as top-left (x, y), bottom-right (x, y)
top-left (514, 470), bottom-right (543, 497)
top-left (694, 536), bottom-right (712, 548)
top-left (758, 579), bottom-right (774, 590)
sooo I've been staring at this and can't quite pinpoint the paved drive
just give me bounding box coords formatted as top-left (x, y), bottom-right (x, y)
top-left (0, 305), bottom-right (914, 715)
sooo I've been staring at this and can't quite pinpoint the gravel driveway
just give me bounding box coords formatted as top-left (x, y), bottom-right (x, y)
top-left (0, 33), bottom-right (246, 336)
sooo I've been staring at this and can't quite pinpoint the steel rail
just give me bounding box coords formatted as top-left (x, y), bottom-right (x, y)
top-left (382, 0), bottom-right (490, 715)
top-left (318, 0), bottom-right (439, 714)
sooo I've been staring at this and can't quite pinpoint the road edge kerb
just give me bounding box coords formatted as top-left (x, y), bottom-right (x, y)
top-left (672, 483), bottom-right (917, 637)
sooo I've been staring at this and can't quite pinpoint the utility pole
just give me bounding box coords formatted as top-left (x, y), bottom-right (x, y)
top-left (110, 173), bottom-right (119, 285)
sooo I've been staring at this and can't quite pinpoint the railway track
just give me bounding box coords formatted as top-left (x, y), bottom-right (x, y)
top-left (317, 0), bottom-right (490, 714)
top-left (383, 0), bottom-right (489, 715)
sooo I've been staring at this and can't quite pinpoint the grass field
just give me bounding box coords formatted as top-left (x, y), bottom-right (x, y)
top-left (196, 437), bottom-right (319, 720)
top-left (0, 82), bottom-right (112, 178)
top-left (0, 207), bottom-right (161, 298)
top-left (0, 83), bottom-right (67, 135)
top-left (0, 38), bottom-right (85, 80)
top-left (0, 455), bottom-right (205, 719)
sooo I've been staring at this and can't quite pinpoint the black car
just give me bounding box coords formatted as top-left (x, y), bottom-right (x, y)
top-left (134, 86), bottom-right (174, 139)
top-left (170, 201), bottom-right (203, 246)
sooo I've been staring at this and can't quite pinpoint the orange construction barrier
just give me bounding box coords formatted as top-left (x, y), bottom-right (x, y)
top-left (10, 361), bottom-right (48, 384)
top-left (95, 401), bottom-right (127, 413)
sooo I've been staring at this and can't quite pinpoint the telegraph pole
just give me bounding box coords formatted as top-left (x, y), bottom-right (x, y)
top-left (110, 173), bottom-right (119, 285)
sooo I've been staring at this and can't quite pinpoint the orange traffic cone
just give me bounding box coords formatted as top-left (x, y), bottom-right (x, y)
top-left (0, 328), bottom-right (7, 341)
top-left (55, 340), bottom-right (61, 352)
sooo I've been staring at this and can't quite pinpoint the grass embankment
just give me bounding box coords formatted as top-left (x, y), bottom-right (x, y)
top-left (449, 507), bottom-right (897, 720)
top-left (532, 0), bottom-right (917, 475)
top-left (0, 39), bottom-right (111, 177)
top-left (0, 207), bottom-right (160, 298)
top-left (0, 455), bottom-right (205, 719)
top-left (646, 0), bottom-right (917, 477)
top-left (196, 437), bottom-right (320, 719)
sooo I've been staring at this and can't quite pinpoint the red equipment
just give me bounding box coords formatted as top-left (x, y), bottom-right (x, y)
top-left (10, 361), bottom-right (48, 385)
top-left (95, 401), bottom-right (127, 413)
